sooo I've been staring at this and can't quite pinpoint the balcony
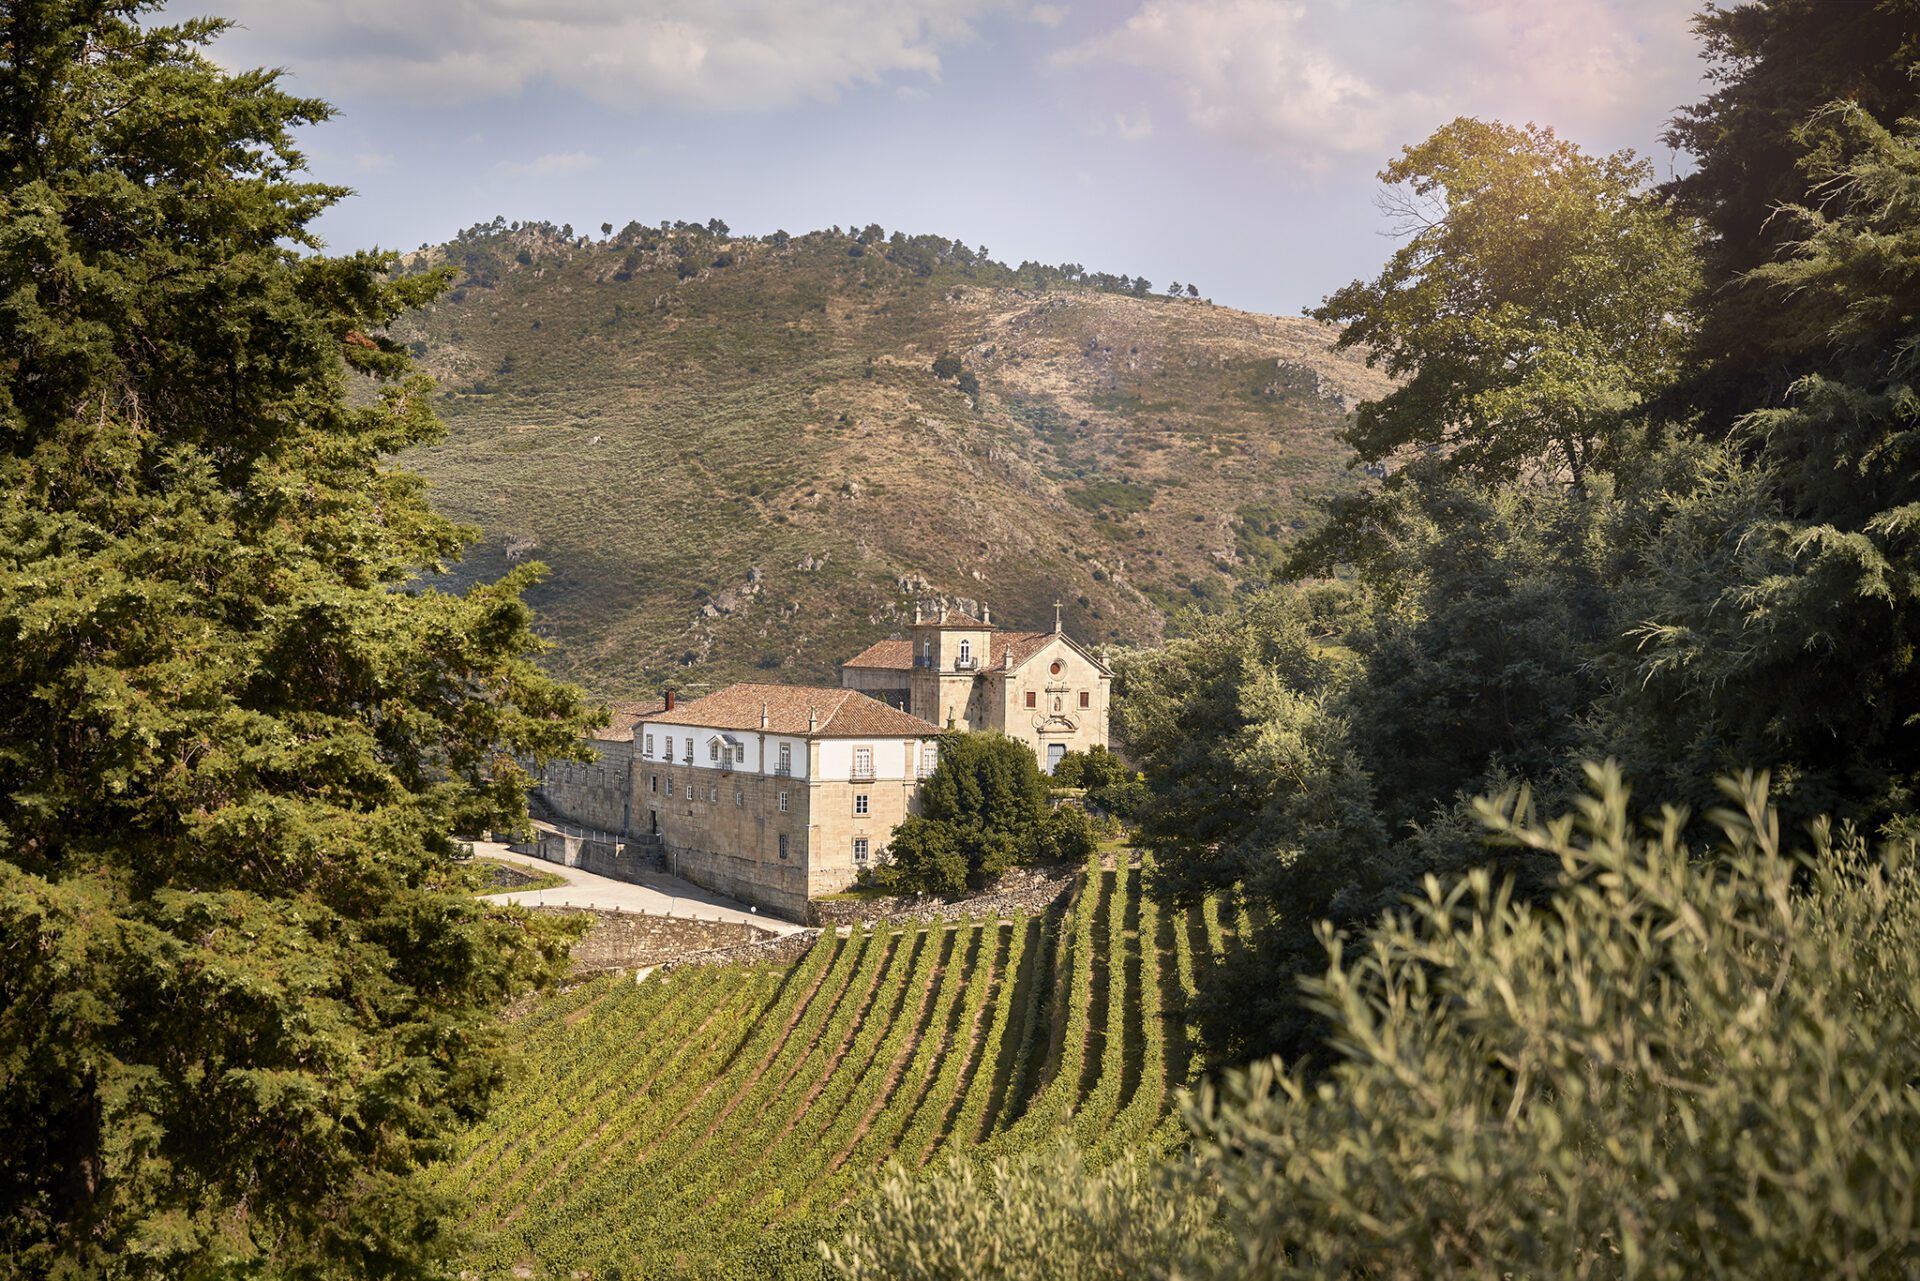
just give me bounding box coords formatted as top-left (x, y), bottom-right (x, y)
top-left (773, 764), bottom-right (793, 778)
top-left (849, 769), bottom-right (876, 783)
top-left (953, 657), bottom-right (977, 671)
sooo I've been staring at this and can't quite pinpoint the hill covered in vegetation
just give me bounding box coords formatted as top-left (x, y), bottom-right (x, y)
top-left (391, 220), bottom-right (1388, 696)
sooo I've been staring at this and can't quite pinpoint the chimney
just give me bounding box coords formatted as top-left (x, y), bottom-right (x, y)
top-left (760, 702), bottom-right (770, 730)
top-left (663, 687), bottom-right (676, 711)
top-left (982, 603), bottom-right (992, 626)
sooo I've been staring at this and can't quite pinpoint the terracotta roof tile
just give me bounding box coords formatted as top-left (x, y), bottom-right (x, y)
top-left (590, 697), bottom-right (669, 741)
top-left (841, 638), bottom-right (915, 670)
top-left (989, 631), bottom-right (1055, 669)
top-left (644, 683), bottom-right (938, 738)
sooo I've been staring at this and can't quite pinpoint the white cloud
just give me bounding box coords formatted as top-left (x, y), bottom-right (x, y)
top-left (497, 150), bottom-right (600, 176)
top-left (1026, 3), bottom-right (1067, 26)
top-left (207, 0), bottom-right (1014, 111)
top-left (353, 151), bottom-right (397, 169)
top-left (1113, 109), bottom-right (1153, 141)
top-left (1059, 0), bottom-right (1700, 167)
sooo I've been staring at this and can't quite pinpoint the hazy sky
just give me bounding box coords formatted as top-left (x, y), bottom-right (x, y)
top-left (174, 0), bottom-right (1711, 316)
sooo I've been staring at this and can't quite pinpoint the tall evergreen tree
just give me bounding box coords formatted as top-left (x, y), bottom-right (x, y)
top-left (0, 3), bottom-right (591, 1275)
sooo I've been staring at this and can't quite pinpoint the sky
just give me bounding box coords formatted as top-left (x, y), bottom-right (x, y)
top-left (171, 0), bottom-right (1712, 317)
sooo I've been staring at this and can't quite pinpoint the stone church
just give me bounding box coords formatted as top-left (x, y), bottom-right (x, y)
top-left (530, 601), bottom-right (1113, 918)
top-left (838, 603), bottom-right (1112, 774)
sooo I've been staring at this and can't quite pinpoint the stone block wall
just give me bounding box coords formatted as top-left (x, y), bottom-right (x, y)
top-left (536, 739), bottom-right (635, 835)
top-left (532, 906), bottom-right (775, 971)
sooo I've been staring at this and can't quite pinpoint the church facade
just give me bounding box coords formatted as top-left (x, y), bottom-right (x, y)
top-left (839, 604), bottom-right (1112, 774)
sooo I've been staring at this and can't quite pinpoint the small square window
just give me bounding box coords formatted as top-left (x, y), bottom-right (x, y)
top-left (854, 794), bottom-right (869, 816)
top-left (1025, 691), bottom-right (1036, 709)
top-left (1079, 690), bottom-right (1091, 708)
top-left (778, 790), bottom-right (789, 813)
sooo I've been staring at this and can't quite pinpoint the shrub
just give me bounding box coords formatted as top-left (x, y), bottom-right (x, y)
top-left (833, 764), bottom-right (1920, 1279)
top-left (1039, 805), bottom-right (1099, 864)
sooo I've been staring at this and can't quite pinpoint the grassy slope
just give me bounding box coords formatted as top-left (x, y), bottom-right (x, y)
top-left (394, 224), bottom-right (1389, 697)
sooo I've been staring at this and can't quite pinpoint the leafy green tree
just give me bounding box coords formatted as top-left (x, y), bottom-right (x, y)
top-left (921, 732), bottom-right (1049, 886)
top-left (1051, 745), bottom-right (1145, 820)
top-left (1312, 118), bottom-right (1698, 486)
top-left (1610, 104), bottom-right (1920, 823)
top-left (833, 766), bottom-right (1920, 1280)
top-left (865, 733), bottom-right (1050, 895)
top-left (865, 814), bottom-right (967, 897)
top-left (0, 4), bottom-right (591, 1276)
top-left (1038, 804), bottom-right (1098, 864)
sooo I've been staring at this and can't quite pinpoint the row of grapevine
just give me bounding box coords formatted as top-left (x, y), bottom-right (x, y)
top-left (443, 855), bottom-right (1236, 1279)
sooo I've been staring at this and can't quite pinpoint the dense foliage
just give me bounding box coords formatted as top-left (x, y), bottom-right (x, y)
top-left (1111, 0), bottom-right (1920, 1068)
top-left (1050, 745), bottom-right (1147, 820)
top-left (862, 732), bottom-right (1051, 896)
top-left (834, 768), bottom-right (1920, 1278)
top-left (0, 3), bottom-right (590, 1275)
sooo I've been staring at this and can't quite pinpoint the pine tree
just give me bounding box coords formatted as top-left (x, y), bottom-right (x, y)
top-left (0, 3), bottom-right (592, 1275)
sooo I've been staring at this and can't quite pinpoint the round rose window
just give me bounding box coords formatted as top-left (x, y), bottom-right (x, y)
top-left (1050, 660), bottom-right (1063, 675)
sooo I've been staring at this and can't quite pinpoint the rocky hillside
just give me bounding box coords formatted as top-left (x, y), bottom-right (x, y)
top-left (392, 221), bottom-right (1389, 698)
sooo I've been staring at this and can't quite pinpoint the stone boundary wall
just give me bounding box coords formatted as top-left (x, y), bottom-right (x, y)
top-left (807, 865), bottom-right (1075, 927)
top-left (655, 929), bottom-right (820, 972)
top-left (530, 906), bottom-right (775, 972)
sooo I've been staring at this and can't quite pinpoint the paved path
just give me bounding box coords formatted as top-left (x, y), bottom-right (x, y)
top-left (474, 841), bottom-right (808, 935)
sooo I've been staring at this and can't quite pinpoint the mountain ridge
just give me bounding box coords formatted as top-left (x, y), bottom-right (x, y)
top-left (391, 221), bottom-right (1389, 697)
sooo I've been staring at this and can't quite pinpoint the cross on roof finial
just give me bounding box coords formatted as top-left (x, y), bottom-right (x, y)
top-left (1053, 599), bottom-right (1063, 633)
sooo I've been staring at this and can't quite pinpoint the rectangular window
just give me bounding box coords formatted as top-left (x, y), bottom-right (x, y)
top-left (734, 786), bottom-right (744, 807)
top-left (650, 775), bottom-right (658, 794)
top-left (665, 778), bottom-right (674, 796)
top-left (1079, 691), bottom-right (1090, 708)
top-left (1025, 690), bottom-right (1037, 709)
top-left (709, 784), bottom-right (719, 803)
top-left (644, 734), bottom-right (654, 756)
top-left (853, 838), bottom-right (870, 864)
top-left (663, 735), bottom-right (673, 761)
top-left (683, 739), bottom-right (692, 762)
top-left (778, 834), bottom-right (790, 860)
top-left (920, 744), bottom-right (937, 777)
top-left (853, 746), bottom-right (873, 780)
top-left (854, 794), bottom-right (869, 816)
top-left (777, 742), bottom-right (792, 776)
top-left (710, 739), bottom-right (720, 762)
top-left (777, 790), bottom-right (789, 813)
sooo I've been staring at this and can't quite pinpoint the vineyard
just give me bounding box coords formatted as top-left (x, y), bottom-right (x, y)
top-left (438, 856), bottom-right (1242, 1278)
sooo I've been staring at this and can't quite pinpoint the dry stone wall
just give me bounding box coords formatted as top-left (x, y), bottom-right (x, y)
top-left (806, 865), bottom-right (1075, 926)
top-left (531, 906), bottom-right (776, 972)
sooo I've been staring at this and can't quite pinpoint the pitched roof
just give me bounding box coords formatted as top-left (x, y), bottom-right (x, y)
top-left (916, 609), bottom-right (990, 629)
top-left (990, 631), bottom-right (1055, 670)
top-left (842, 638), bottom-right (914, 671)
top-left (643, 683), bottom-right (938, 738)
top-left (590, 697), bottom-right (669, 741)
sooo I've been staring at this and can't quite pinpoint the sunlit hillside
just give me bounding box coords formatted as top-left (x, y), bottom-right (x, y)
top-left (393, 221), bottom-right (1390, 695)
